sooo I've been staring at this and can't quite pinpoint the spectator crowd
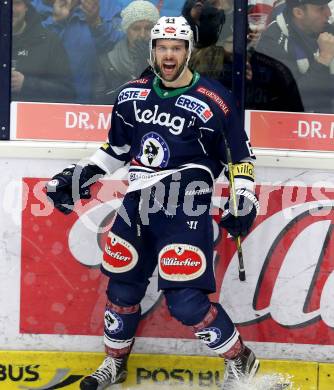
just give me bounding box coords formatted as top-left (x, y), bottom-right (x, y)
top-left (11, 0), bottom-right (334, 114)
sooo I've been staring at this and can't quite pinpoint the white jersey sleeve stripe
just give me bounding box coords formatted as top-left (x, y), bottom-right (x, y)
top-left (110, 144), bottom-right (131, 155)
top-left (89, 149), bottom-right (126, 175)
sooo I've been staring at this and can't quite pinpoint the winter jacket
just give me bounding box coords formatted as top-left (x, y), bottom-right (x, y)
top-left (256, 10), bottom-right (334, 113)
top-left (246, 50), bottom-right (304, 112)
top-left (31, 0), bottom-right (123, 103)
top-left (12, 7), bottom-right (74, 103)
top-left (96, 37), bottom-right (151, 104)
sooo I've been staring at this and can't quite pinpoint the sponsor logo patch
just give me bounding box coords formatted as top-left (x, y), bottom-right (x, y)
top-left (176, 95), bottom-right (213, 123)
top-left (127, 78), bottom-right (149, 85)
top-left (196, 87), bottom-right (230, 115)
top-left (118, 88), bottom-right (151, 104)
top-left (103, 233), bottom-right (138, 273)
top-left (158, 244), bottom-right (206, 281)
top-left (232, 162), bottom-right (254, 180)
top-left (165, 27), bottom-right (176, 33)
top-left (134, 101), bottom-right (185, 135)
top-left (136, 132), bottom-right (170, 168)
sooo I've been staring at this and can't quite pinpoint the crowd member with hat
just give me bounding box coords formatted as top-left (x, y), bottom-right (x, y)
top-left (182, 0), bottom-right (226, 49)
top-left (256, 0), bottom-right (334, 112)
top-left (95, 0), bottom-right (160, 104)
top-left (181, 0), bottom-right (227, 93)
top-left (117, 0), bottom-right (182, 17)
top-left (12, 0), bottom-right (74, 102)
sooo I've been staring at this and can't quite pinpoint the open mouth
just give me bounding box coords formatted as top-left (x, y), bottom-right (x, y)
top-left (162, 63), bottom-right (176, 75)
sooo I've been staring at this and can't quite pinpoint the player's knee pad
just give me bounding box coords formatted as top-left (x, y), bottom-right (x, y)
top-left (164, 288), bottom-right (211, 326)
top-left (107, 279), bottom-right (147, 307)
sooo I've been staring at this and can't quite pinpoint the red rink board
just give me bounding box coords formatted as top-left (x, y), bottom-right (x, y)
top-left (21, 179), bottom-right (334, 344)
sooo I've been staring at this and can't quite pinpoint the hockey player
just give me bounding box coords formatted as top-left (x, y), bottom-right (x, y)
top-left (46, 16), bottom-right (260, 390)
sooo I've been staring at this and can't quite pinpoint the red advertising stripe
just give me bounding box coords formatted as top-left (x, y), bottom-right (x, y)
top-left (13, 102), bottom-right (113, 141)
top-left (250, 111), bottom-right (334, 151)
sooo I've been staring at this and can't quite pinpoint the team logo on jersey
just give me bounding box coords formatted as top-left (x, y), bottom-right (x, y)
top-left (195, 327), bottom-right (222, 347)
top-left (102, 233), bottom-right (138, 273)
top-left (136, 132), bottom-right (170, 168)
top-left (158, 243), bottom-right (206, 281)
top-left (104, 309), bottom-right (123, 334)
top-left (118, 88), bottom-right (151, 104)
top-left (134, 101), bottom-right (185, 135)
top-left (175, 95), bottom-right (213, 123)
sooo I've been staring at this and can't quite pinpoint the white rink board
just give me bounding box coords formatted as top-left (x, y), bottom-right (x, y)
top-left (0, 150), bottom-right (334, 362)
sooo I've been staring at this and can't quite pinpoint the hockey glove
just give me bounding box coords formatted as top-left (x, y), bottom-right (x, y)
top-left (220, 188), bottom-right (259, 237)
top-left (45, 164), bottom-right (105, 214)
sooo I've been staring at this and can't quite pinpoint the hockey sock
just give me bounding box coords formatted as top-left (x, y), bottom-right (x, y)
top-left (220, 337), bottom-right (244, 359)
top-left (193, 302), bottom-right (240, 356)
top-left (104, 300), bottom-right (141, 357)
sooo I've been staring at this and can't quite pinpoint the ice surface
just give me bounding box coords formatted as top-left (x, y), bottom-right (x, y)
top-left (105, 373), bottom-right (298, 390)
top-left (226, 373), bottom-right (298, 390)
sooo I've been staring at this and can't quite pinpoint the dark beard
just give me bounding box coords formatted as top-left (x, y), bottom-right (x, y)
top-left (154, 60), bottom-right (187, 82)
top-left (182, 1), bottom-right (225, 48)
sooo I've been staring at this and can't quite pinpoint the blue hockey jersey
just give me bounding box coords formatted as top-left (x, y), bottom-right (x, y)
top-left (90, 72), bottom-right (254, 192)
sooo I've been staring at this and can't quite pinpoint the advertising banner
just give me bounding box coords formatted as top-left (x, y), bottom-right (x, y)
top-left (0, 351), bottom-right (320, 389)
top-left (20, 179), bottom-right (334, 345)
top-left (10, 103), bottom-right (334, 153)
top-left (248, 110), bottom-right (334, 152)
top-left (10, 102), bottom-right (112, 142)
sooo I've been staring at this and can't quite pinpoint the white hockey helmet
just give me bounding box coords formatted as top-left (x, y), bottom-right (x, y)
top-left (149, 16), bottom-right (194, 81)
top-left (150, 16), bottom-right (194, 52)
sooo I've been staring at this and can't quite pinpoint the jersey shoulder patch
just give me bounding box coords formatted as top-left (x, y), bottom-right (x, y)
top-left (175, 94), bottom-right (213, 123)
top-left (125, 72), bottom-right (155, 86)
top-left (117, 87), bottom-right (152, 104)
top-left (126, 77), bottom-right (151, 86)
top-left (116, 75), bottom-right (154, 104)
top-left (195, 77), bottom-right (231, 116)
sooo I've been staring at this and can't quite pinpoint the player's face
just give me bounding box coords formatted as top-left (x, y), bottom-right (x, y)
top-left (154, 39), bottom-right (189, 82)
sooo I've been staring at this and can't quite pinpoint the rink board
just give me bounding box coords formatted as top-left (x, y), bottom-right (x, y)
top-left (0, 351), bottom-right (328, 389)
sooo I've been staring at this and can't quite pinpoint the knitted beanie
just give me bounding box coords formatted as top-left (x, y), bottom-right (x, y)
top-left (121, 0), bottom-right (160, 32)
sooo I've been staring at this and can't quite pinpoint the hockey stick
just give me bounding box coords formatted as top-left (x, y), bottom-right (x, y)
top-left (228, 0), bottom-right (247, 281)
top-left (221, 133), bottom-right (246, 282)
